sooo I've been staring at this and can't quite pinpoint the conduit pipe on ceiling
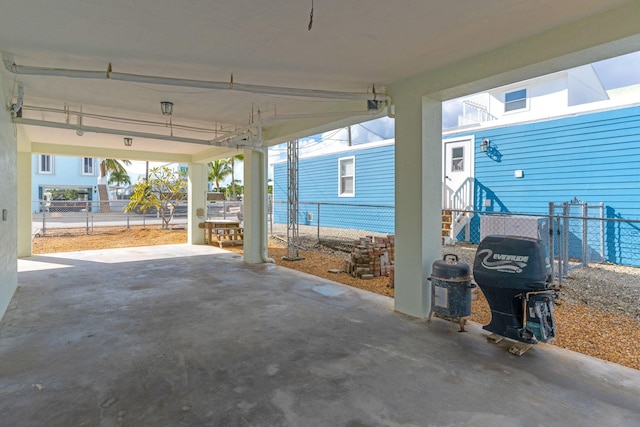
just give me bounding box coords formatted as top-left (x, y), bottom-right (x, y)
top-left (268, 108), bottom-right (385, 121)
top-left (3, 57), bottom-right (389, 102)
top-left (12, 117), bottom-right (225, 147)
top-left (9, 82), bottom-right (24, 115)
top-left (23, 104), bottom-right (384, 135)
top-left (13, 104), bottom-right (385, 149)
top-left (209, 121), bottom-right (258, 146)
top-left (26, 105), bottom-right (223, 134)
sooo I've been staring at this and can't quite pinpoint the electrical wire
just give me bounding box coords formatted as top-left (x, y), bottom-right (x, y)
top-left (357, 122), bottom-right (389, 140)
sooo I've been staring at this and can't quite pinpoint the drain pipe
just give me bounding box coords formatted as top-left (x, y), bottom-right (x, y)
top-left (257, 125), bottom-right (275, 264)
top-left (239, 125), bottom-right (274, 264)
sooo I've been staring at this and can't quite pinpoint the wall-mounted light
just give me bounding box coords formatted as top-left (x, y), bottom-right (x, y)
top-left (481, 139), bottom-right (490, 152)
top-left (160, 101), bottom-right (174, 116)
top-left (124, 137), bottom-right (133, 147)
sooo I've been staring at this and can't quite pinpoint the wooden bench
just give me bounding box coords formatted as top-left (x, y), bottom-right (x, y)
top-left (199, 220), bottom-right (244, 248)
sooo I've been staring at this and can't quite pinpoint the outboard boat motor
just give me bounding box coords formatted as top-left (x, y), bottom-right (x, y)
top-left (473, 235), bottom-right (556, 345)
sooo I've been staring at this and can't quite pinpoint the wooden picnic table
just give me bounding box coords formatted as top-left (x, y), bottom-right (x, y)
top-left (199, 220), bottom-right (243, 248)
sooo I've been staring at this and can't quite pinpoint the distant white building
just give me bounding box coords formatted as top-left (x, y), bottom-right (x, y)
top-left (451, 64), bottom-right (639, 129)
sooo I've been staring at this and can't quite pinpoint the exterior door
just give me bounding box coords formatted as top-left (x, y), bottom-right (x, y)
top-left (443, 137), bottom-right (474, 210)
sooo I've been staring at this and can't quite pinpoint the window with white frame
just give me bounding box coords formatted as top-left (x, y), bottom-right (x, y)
top-left (338, 156), bottom-right (355, 197)
top-left (82, 157), bottom-right (95, 175)
top-left (504, 88), bottom-right (527, 112)
top-left (451, 147), bottom-right (464, 172)
top-left (39, 155), bottom-right (53, 174)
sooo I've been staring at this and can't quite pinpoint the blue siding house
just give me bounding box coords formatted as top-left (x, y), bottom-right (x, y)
top-left (273, 140), bottom-right (395, 234)
top-left (272, 66), bottom-right (640, 266)
top-left (459, 106), bottom-right (640, 218)
top-left (447, 104), bottom-right (640, 266)
top-left (275, 105), bottom-right (640, 266)
top-left (32, 154), bottom-right (99, 213)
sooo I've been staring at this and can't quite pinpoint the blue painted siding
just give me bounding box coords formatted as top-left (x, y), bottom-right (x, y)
top-left (273, 143), bottom-right (395, 234)
top-left (32, 155), bottom-right (98, 212)
top-left (273, 106), bottom-right (640, 265)
top-left (449, 105), bottom-right (640, 265)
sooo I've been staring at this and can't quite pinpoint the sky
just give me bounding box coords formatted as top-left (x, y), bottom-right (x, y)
top-left (127, 51), bottom-right (640, 182)
top-left (591, 51), bottom-right (640, 89)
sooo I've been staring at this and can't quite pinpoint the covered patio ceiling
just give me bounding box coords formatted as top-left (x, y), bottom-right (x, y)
top-left (1, 0), bottom-right (639, 162)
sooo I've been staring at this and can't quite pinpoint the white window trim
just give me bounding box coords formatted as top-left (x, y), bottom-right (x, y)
top-left (504, 87), bottom-right (529, 114)
top-left (38, 154), bottom-right (54, 175)
top-left (81, 157), bottom-right (95, 176)
top-left (338, 156), bottom-right (355, 197)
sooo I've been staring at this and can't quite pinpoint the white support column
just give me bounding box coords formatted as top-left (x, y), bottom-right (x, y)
top-left (393, 91), bottom-right (443, 318)
top-left (187, 162), bottom-right (208, 245)
top-left (243, 148), bottom-right (269, 264)
top-left (17, 151), bottom-right (32, 257)
top-left (0, 72), bottom-right (18, 320)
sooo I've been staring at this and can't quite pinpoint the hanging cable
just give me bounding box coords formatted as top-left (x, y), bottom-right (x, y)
top-left (308, 0), bottom-right (314, 30)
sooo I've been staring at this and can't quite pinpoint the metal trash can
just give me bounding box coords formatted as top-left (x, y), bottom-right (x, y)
top-left (428, 254), bottom-right (475, 331)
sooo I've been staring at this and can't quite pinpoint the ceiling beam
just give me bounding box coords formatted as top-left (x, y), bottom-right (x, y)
top-left (29, 142), bottom-right (192, 163)
top-left (190, 146), bottom-right (243, 164)
top-left (13, 118), bottom-right (213, 146)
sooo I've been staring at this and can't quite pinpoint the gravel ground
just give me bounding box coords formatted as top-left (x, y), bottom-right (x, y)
top-left (292, 237), bottom-right (640, 319)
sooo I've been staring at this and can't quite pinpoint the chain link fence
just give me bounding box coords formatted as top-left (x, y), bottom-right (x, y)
top-left (32, 200), bottom-right (189, 236)
top-left (448, 209), bottom-right (640, 280)
top-left (206, 200), bottom-right (244, 221)
top-left (270, 201), bottom-right (640, 271)
top-left (270, 201), bottom-right (394, 250)
top-left (32, 199), bottom-right (248, 236)
top-left (33, 198), bottom-right (640, 275)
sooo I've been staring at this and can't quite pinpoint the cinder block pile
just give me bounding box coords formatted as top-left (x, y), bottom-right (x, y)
top-left (343, 235), bottom-right (395, 281)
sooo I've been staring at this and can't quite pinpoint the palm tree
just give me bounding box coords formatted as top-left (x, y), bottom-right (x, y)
top-left (100, 159), bottom-right (132, 178)
top-left (108, 169), bottom-right (131, 186)
top-left (230, 153), bottom-right (244, 199)
top-left (108, 170), bottom-right (132, 199)
top-left (208, 159), bottom-right (232, 192)
top-left (97, 158), bottom-right (133, 211)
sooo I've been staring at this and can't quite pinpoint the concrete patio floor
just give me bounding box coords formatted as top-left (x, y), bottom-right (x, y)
top-left (2, 244), bottom-right (639, 426)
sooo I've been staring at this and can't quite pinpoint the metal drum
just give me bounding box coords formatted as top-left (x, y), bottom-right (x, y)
top-left (428, 254), bottom-right (475, 331)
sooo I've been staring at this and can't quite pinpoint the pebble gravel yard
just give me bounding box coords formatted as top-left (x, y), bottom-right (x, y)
top-left (31, 228), bottom-right (640, 370)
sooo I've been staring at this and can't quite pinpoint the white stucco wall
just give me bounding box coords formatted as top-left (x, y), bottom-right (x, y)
top-left (0, 73), bottom-right (18, 319)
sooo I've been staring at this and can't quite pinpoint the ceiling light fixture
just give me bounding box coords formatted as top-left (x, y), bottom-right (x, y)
top-left (160, 101), bottom-right (173, 116)
top-left (161, 101), bottom-right (174, 136)
top-left (124, 137), bottom-right (133, 147)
